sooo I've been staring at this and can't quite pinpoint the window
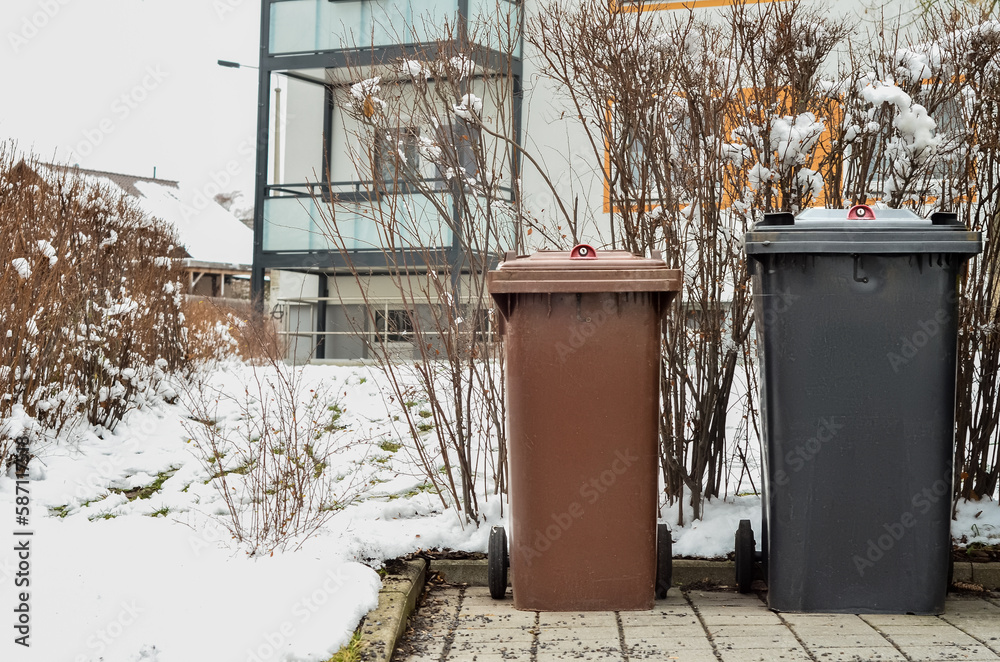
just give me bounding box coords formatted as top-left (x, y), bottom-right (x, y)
top-left (374, 126), bottom-right (421, 184)
top-left (373, 309), bottom-right (413, 343)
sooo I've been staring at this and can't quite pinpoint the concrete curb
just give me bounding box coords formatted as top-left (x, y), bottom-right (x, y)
top-left (430, 558), bottom-right (1000, 590)
top-left (359, 559), bottom-right (427, 662)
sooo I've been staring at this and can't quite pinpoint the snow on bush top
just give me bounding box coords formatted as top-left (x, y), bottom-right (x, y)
top-left (11, 257), bottom-right (30, 280)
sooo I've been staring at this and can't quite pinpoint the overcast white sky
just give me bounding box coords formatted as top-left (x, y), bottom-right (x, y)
top-left (1, 0), bottom-right (262, 201)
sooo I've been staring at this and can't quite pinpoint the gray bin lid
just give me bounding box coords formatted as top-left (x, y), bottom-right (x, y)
top-left (745, 207), bottom-right (982, 255)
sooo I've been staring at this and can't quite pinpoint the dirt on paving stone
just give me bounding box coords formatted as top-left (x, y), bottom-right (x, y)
top-left (389, 573), bottom-right (452, 661)
top-left (402, 549), bottom-right (487, 561)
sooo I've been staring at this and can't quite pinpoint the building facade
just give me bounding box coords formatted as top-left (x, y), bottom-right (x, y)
top-left (251, 0), bottom-right (926, 362)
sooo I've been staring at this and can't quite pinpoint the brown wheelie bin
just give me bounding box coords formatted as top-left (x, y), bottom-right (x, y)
top-left (486, 244), bottom-right (682, 611)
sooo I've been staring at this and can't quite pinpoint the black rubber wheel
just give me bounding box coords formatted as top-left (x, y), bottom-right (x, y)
top-left (655, 523), bottom-right (673, 599)
top-left (735, 519), bottom-right (755, 594)
top-left (488, 526), bottom-right (508, 599)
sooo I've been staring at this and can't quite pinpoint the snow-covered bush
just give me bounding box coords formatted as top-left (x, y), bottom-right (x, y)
top-left (0, 146), bottom-right (187, 463)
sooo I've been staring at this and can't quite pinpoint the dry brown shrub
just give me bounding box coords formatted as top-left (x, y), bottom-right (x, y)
top-left (0, 144), bottom-right (188, 458)
top-left (181, 298), bottom-right (282, 365)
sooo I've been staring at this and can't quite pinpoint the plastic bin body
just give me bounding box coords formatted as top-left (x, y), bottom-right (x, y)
top-left (746, 208), bottom-right (982, 614)
top-left (488, 248), bottom-right (681, 611)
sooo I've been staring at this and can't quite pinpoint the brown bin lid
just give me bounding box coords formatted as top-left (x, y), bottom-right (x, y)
top-left (487, 244), bottom-right (683, 294)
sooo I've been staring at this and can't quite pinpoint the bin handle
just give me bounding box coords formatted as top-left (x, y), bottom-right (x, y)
top-left (848, 204), bottom-right (876, 220)
top-left (570, 244), bottom-right (597, 259)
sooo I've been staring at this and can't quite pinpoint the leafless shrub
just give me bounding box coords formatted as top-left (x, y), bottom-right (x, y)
top-left (182, 355), bottom-right (367, 555)
top-left (312, 16), bottom-right (521, 523)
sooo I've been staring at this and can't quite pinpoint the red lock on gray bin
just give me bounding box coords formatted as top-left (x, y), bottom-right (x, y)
top-left (741, 206), bottom-right (982, 614)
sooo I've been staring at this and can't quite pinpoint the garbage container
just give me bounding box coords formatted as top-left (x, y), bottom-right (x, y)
top-left (486, 244), bottom-right (682, 611)
top-left (740, 205), bottom-right (982, 614)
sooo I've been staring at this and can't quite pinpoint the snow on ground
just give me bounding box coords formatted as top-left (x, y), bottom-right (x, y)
top-left (0, 363), bottom-right (501, 662)
top-left (0, 361), bottom-right (998, 661)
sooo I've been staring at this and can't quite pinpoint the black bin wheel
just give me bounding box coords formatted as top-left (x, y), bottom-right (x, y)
top-left (735, 519), bottom-right (756, 594)
top-left (656, 523), bottom-right (673, 599)
top-left (488, 525), bottom-right (509, 599)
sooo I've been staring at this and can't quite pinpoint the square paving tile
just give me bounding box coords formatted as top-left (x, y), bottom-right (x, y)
top-left (806, 648), bottom-right (907, 661)
top-left (888, 631), bottom-right (984, 647)
top-left (451, 626), bottom-right (537, 644)
top-left (619, 609), bottom-right (701, 628)
top-left (713, 634), bottom-right (802, 650)
top-left (444, 653), bottom-right (533, 662)
top-left (536, 626), bottom-right (620, 643)
top-left (537, 611), bottom-right (618, 628)
top-left (627, 649), bottom-right (720, 661)
top-left (622, 623), bottom-right (709, 641)
top-left (860, 614), bottom-right (949, 627)
top-left (455, 606), bottom-right (537, 629)
top-left (534, 636), bottom-right (624, 661)
top-left (716, 647), bottom-right (813, 662)
top-left (787, 623), bottom-right (884, 638)
top-left (892, 644), bottom-right (1000, 661)
top-left (797, 633), bottom-right (893, 648)
top-left (697, 610), bottom-right (785, 627)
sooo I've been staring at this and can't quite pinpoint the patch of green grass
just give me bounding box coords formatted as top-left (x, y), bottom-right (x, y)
top-left (378, 440), bottom-right (402, 453)
top-left (49, 505), bottom-right (70, 518)
top-left (149, 507), bottom-right (170, 518)
top-left (79, 495), bottom-right (108, 508)
top-left (404, 400), bottom-right (419, 409)
top-left (387, 483), bottom-right (438, 500)
top-left (205, 458), bottom-right (253, 483)
top-left (417, 410), bottom-right (433, 419)
top-left (108, 467), bottom-right (180, 502)
top-left (325, 632), bottom-right (364, 662)
top-left (88, 512), bottom-right (118, 521)
top-left (325, 404), bottom-right (348, 432)
top-left (417, 422), bottom-right (434, 433)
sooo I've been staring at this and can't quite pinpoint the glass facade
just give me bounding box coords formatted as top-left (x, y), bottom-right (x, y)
top-left (268, 0), bottom-right (521, 57)
top-left (263, 193), bottom-right (456, 252)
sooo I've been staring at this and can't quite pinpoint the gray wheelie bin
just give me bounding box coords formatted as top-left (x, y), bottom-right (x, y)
top-left (740, 205), bottom-right (982, 614)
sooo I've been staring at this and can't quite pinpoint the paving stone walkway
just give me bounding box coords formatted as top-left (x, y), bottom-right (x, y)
top-left (394, 586), bottom-right (1000, 662)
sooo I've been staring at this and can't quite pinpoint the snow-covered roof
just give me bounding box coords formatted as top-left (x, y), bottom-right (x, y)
top-left (40, 164), bottom-right (253, 268)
